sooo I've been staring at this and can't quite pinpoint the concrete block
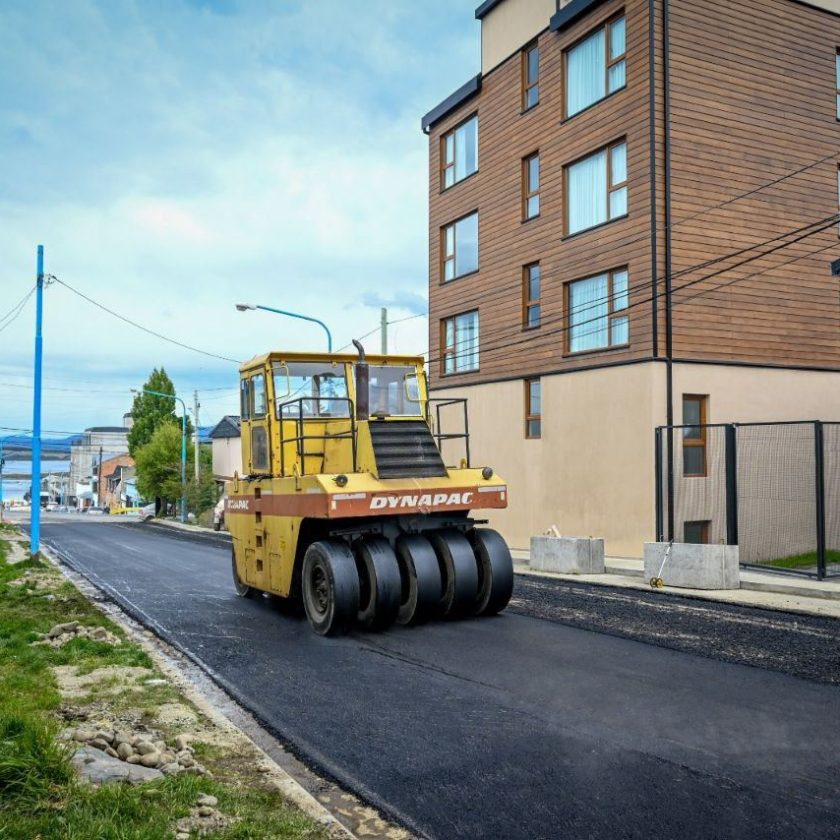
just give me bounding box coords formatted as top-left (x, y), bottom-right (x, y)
top-left (530, 536), bottom-right (605, 574)
top-left (644, 542), bottom-right (740, 590)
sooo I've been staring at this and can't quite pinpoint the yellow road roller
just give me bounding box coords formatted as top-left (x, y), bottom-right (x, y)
top-left (225, 341), bottom-right (514, 635)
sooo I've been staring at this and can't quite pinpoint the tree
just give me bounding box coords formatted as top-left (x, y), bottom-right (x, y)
top-left (127, 368), bottom-right (193, 457)
top-left (185, 445), bottom-right (217, 515)
top-left (134, 421), bottom-right (183, 509)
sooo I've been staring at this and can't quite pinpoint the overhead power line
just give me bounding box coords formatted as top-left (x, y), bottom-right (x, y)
top-left (52, 277), bottom-right (241, 365)
top-left (0, 287), bottom-right (36, 336)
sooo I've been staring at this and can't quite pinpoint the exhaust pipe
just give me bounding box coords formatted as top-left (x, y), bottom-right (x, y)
top-left (353, 339), bottom-right (369, 420)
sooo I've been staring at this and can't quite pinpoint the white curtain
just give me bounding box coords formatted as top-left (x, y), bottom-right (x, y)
top-left (566, 29), bottom-right (605, 116)
top-left (455, 213), bottom-right (478, 276)
top-left (569, 274), bottom-right (608, 352)
top-left (457, 311), bottom-right (479, 371)
top-left (568, 150), bottom-right (606, 234)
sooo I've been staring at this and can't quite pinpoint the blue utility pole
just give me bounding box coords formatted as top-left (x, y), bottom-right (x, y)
top-left (30, 245), bottom-right (44, 559)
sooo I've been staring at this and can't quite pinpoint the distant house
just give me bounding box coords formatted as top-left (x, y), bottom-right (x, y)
top-left (69, 426), bottom-right (131, 506)
top-left (95, 453), bottom-right (135, 509)
top-left (208, 416), bottom-right (241, 483)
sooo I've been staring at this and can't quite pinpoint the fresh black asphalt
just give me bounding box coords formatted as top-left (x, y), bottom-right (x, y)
top-left (38, 519), bottom-right (840, 839)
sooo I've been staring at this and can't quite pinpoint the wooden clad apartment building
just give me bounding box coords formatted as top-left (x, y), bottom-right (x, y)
top-left (421, 0), bottom-right (840, 555)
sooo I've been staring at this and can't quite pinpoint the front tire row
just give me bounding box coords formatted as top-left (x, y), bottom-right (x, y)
top-left (300, 529), bottom-right (514, 636)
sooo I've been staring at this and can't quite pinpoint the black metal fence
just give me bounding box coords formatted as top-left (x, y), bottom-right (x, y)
top-left (655, 421), bottom-right (840, 580)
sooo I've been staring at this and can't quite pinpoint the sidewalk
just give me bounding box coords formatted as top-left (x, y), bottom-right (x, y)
top-left (510, 549), bottom-right (840, 619)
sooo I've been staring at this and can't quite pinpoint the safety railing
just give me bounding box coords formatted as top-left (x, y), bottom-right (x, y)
top-left (278, 397), bottom-right (357, 477)
top-left (429, 398), bottom-right (471, 468)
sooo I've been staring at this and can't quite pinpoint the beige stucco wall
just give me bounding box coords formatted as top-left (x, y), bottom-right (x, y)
top-left (212, 437), bottom-right (242, 481)
top-left (480, 0), bottom-right (556, 74)
top-left (434, 361), bottom-right (666, 556)
top-left (797, 0), bottom-right (840, 13)
top-left (434, 361), bottom-right (840, 559)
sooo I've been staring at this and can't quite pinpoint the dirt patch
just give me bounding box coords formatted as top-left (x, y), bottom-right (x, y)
top-left (154, 701), bottom-right (199, 727)
top-left (0, 531), bottom-right (28, 565)
top-left (54, 665), bottom-right (156, 700)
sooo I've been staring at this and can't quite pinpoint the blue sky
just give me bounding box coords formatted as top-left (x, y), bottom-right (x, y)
top-left (0, 0), bottom-right (479, 433)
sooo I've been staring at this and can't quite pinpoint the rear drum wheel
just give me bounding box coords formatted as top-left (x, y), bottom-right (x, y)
top-left (470, 528), bottom-right (514, 616)
top-left (428, 530), bottom-right (479, 619)
top-left (302, 540), bottom-right (360, 636)
top-left (232, 547), bottom-right (257, 599)
top-left (355, 538), bottom-right (401, 631)
top-left (395, 534), bottom-right (443, 625)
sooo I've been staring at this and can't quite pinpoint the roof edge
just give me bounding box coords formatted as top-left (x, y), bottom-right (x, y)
top-left (421, 74), bottom-right (482, 133)
top-left (549, 0), bottom-right (609, 31)
top-left (474, 0), bottom-right (505, 19)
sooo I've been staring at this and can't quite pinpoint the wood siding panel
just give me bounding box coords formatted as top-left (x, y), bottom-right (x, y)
top-left (666, 0), bottom-right (840, 366)
top-left (427, 0), bottom-right (657, 387)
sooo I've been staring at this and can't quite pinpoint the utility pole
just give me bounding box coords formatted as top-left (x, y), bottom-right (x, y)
top-left (30, 245), bottom-right (44, 559)
top-left (380, 307), bottom-right (388, 354)
top-left (98, 445), bottom-right (103, 507)
top-left (193, 390), bottom-right (200, 481)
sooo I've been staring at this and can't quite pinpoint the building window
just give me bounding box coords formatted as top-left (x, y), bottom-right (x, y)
top-left (567, 267), bottom-right (629, 353)
top-left (441, 212), bottom-right (479, 281)
top-left (441, 310), bottom-right (479, 374)
top-left (566, 140), bottom-right (627, 235)
top-left (522, 42), bottom-right (539, 110)
top-left (441, 115), bottom-right (478, 189)
top-left (835, 50), bottom-right (840, 119)
top-left (525, 379), bottom-right (541, 438)
top-left (684, 521), bottom-right (709, 544)
top-left (523, 263), bottom-right (541, 328)
top-left (566, 15), bottom-right (626, 117)
top-left (522, 152), bottom-right (540, 220)
top-left (682, 395), bottom-right (707, 477)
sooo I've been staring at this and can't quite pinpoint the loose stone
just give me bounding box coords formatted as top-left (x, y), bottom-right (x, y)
top-left (139, 751), bottom-right (160, 768)
top-left (134, 741), bottom-right (156, 756)
top-left (196, 794), bottom-right (218, 807)
top-left (116, 743), bottom-right (133, 760)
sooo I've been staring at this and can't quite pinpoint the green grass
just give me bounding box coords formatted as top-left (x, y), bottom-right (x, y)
top-left (763, 549), bottom-right (840, 570)
top-left (0, 530), bottom-right (324, 840)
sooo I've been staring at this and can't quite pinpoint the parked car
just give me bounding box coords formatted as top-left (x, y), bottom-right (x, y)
top-left (213, 497), bottom-right (226, 531)
top-left (139, 502), bottom-right (155, 522)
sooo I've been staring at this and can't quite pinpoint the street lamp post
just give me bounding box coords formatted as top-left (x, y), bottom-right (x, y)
top-left (132, 388), bottom-right (188, 524)
top-left (235, 303), bottom-right (333, 352)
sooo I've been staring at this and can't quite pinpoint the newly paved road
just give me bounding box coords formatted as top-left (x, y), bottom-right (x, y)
top-left (37, 518), bottom-right (840, 839)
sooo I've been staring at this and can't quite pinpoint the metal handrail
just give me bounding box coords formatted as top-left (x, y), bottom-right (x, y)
top-left (277, 397), bottom-right (357, 476)
top-left (429, 397), bottom-right (471, 468)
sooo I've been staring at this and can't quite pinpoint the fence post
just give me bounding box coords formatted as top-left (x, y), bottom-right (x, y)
top-left (724, 424), bottom-right (739, 546)
top-left (814, 421), bottom-right (826, 580)
top-left (655, 427), bottom-right (663, 541)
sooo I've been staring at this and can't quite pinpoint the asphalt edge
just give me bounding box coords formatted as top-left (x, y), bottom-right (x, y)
top-left (39, 536), bottom-right (429, 840)
top-left (35, 540), bottom-right (358, 840)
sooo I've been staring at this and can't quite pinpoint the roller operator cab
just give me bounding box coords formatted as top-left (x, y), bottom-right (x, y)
top-left (226, 343), bottom-right (514, 635)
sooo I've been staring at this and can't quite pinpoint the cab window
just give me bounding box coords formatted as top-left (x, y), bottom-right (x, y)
top-left (274, 362), bottom-right (349, 418)
top-left (251, 374), bottom-right (267, 418)
top-left (240, 378), bottom-right (250, 420)
top-left (369, 365), bottom-right (422, 417)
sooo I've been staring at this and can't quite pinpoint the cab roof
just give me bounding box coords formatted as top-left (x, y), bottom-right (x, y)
top-left (239, 350), bottom-right (425, 374)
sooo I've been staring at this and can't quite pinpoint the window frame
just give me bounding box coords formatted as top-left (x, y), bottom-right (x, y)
top-left (564, 266), bottom-right (630, 355)
top-left (522, 262), bottom-right (541, 329)
top-left (682, 394), bottom-right (708, 478)
top-left (440, 113), bottom-right (479, 191)
top-left (835, 49), bottom-right (840, 121)
top-left (522, 152), bottom-right (540, 221)
top-left (525, 378), bottom-right (541, 439)
top-left (440, 211), bottom-right (479, 283)
top-left (563, 13), bottom-right (627, 119)
top-left (522, 41), bottom-right (540, 111)
top-left (564, 139), bottom-right (628, 236)
top-left (440, 310), bottom-right (480, 375)
top-left (250, 373), bottom-right (267, 419)
top-left (684, 520), bottom-right (710, 544)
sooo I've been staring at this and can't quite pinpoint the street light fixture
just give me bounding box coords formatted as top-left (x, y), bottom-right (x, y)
top-left (235, 303), bottom-right (333, 352)
top-left (131, 388), bottom-right (188, 524)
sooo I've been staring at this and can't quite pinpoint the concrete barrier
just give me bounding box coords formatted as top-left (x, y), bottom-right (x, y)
top-left (644, 542), bottom-right (740, 590)
top-left (530, 536), bottom-right (605, 574)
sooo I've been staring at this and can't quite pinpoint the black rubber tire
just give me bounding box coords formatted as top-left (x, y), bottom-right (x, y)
top-left (428, 530), bottom-right (479, 619)
top-left (232, 547), bottom-right (257, 599)
top-left (302, 540), bottom-right (360, 636)
top-left (395, 534), bottom-right (443, 625)
top-left (470, 528), bottom-right (514, 616)
top-left (354, 537), bottom-right (402, 631)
